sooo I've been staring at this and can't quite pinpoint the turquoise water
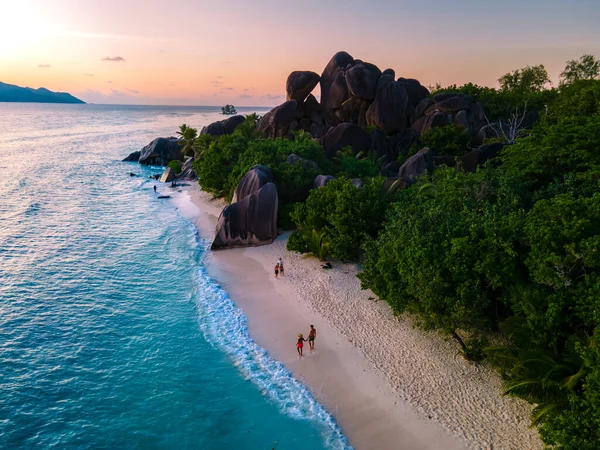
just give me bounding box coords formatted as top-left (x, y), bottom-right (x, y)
top-left (0, 104), bottom-right (351, 449)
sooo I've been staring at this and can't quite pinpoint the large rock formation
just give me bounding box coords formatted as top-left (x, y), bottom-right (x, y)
top-left (398, 147), bottom-right (433, 183)
top-left (286, 154), bottom-right (318, 170)
top-left (138, 137), bottom-right (183, 166)
top-left (286, 71), bottom-right (320, 103)
top-left (460, 143), bottom-right (504, 173)
top-left (411, 112), bottom-right (449, 136)
top-left (122, 151), bottom-right (141, 162)
top-left (314, 175), bottom-right (335, 188)
top-left (159, 167), bottom-right (175, 183)
top-left (177, 158), bottom-right (197, 180)
top-left (366, 80), bottom-right (409, 134)
top-left (211, 182), bottom-right (278, 250)
top-left (345, 62), bottom-right (381, 100)
top-left (200, 115), bottom-right (245, 136)
top-left (257, 100), bottom-right (297, 138)
top-left (320, 51), bottom-right (354, 111)
top-left (319, 123), bottom-right (371, 158)
top-left (410, 93), bottom-right (486, 137)
top-left (232, 165), bottom-right (273, 203)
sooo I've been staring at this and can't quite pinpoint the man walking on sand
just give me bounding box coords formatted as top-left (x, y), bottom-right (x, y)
top-left (308, 325), bottom-right (316, 350)
top-left (278, 257), bottom-right (284, 276)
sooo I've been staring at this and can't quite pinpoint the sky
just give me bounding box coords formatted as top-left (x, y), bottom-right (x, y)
top-left (0, 0), bottom-right (599, 106)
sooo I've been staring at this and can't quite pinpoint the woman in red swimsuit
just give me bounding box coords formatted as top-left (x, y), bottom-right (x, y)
top-left (296, 334), bottom-right (307, 356)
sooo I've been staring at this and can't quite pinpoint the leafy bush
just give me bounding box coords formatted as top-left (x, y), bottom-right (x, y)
top-left (333, 152), bottom-right (381, 179)
top-left (358, 166), bottom-right (524, 333)
top-left (431, 82), bottom-right (557, 122)
top-left (192, 133), bottom-right (249, 196)
top-left (288, 177), bottom-right (392, 261)
top-left (167, 160), bottom-right (183, 174)
top-left (416, 124), bottom-right (471, 156)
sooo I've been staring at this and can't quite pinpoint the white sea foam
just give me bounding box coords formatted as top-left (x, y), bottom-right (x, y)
top-left (192, 241), bottom-right (352, 450)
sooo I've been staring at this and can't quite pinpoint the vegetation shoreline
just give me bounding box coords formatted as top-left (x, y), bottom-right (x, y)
top-left (138, 51), bottom-right (600, 448)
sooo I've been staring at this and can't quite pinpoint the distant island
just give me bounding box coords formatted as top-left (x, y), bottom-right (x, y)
top-left (0, 82), bottom-right (85, 104)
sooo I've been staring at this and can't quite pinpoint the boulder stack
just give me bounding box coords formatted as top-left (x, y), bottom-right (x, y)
top-left (257, 51), bottom-right (488, 156)
top-left (256, 100), bottom-right (298, 138)
top-left (200, 115), bottom-right (246, 136)
top-left (211, 166), bottom-right (279, 250)
top-left (123, 137), bottom-right (182, 166)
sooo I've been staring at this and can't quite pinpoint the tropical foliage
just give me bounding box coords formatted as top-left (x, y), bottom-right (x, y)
top-left (181, 56), bottom-right (600, 448)
top-left (167, 160), bottom-right (182, 174)
top-left (287, 177), bottom-right (392, 261)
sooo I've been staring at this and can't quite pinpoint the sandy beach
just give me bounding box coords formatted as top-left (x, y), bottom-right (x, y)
top-left (171, 183), bottom-right (542, 450)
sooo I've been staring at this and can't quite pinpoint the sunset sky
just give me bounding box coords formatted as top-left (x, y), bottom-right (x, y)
top-left (1, 0), bottom-right (599, 106)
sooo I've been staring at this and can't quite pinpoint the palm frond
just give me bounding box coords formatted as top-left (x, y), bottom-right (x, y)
top-left (530, 402), bottom-right (567, 427)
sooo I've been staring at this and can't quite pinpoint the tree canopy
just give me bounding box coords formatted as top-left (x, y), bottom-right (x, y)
top-left (560, 54), bottom-right (600, 86)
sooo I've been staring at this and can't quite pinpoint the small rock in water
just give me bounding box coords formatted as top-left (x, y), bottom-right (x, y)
top-left (157, 195), bottom-right (171, 199)
top-left (129, 172), bottom-right (137, 176)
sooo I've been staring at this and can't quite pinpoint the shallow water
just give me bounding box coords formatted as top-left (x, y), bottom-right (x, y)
top-left (0, 103), bottom-right (351, 449)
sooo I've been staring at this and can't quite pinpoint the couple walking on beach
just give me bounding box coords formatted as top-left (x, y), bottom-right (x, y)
top-left (296, 325), bottom-right (316, 356)
top-left (274, 257), bottom-right (284, 278)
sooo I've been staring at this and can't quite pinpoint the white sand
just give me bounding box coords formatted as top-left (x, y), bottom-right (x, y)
top-left (170, 183), bottom-right (542, 450)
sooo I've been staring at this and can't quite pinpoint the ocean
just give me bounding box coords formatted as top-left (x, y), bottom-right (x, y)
top-left (0, 103), bottom-right (351, 449)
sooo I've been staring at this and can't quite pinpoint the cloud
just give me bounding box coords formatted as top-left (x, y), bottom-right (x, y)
top-left (102, 56), bottom-right (125, 62)
top-left (263, 94), bottom-right (283, 100)
top-left (211, 79), bottom-right (223, 87)
top-left (110, 88), bottom-right (126, 96)
top-left (107, 81), bottom-right (112, 84)
top-left (38, 64), bottom-right (51, 68)
top-left (216, 75), bottom-right (224, 79)
top-left (239, 94), bottom-right (253, 99)
top-left (84, 73), bottom-right (94, 76)
top-left (125, 88), bottom-right (141, 94)
top-left (223, 87), bottom-right (233, 91)
top-left (244, 87), bottom-right (256, 92)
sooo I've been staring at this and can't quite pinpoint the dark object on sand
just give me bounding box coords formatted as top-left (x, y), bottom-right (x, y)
top-left (157, 195), bottom-right (171, 199)
top-left (129, 172), bottom-right (137, 177)
top-left (321, 262), bottom-right (332, 269)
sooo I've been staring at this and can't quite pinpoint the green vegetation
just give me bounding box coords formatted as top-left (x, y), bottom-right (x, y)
top-left (181, 55), bottom-right (600, 447)
top-left (560, 54), bottom-right (600, 86)
top-left (177, 124), bottom-right (198, 157)
top-left (167, 160), bottom-right (182, 174)
top-left (415, 124), bottom-right (471, 156)
top-left (498, 64), bottom-right (551, 93)
top-left (359, 78), bottom-right (600, 447)
top-left (287, 177), bottom-right (392, 261)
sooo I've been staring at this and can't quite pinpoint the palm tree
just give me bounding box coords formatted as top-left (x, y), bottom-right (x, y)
top-left (192, 134), bottom-right (213, 158)
top-left (233, 114), bottom-right (263, 140)
top-left (177, 124), bottom-right (198, 157)
top-left (304, 229), bottom-right (330, 261)
top-left (486, 334), bottom-right (590, 426)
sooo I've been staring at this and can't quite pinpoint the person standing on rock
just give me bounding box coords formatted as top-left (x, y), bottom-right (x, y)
top-left (278, 257), bottom-right (284, 276)
top-left (308, 325), bottom-right (316, 350)
top-left (274, 263), bottom-right (280, 279)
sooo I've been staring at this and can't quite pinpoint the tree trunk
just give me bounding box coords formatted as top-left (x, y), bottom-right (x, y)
top-left (450, 329), bottom-right (467, 351)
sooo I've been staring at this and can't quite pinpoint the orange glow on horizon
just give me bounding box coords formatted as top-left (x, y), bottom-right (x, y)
top-left (1, 0), bottom-right (599, 105)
